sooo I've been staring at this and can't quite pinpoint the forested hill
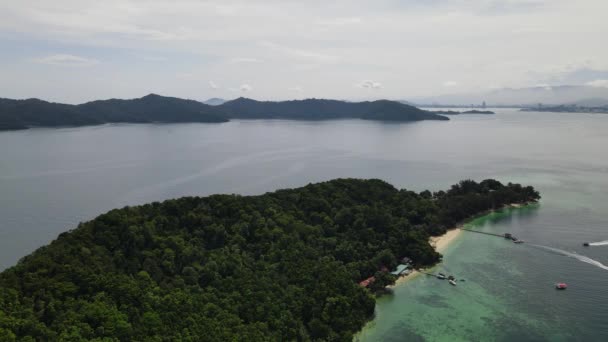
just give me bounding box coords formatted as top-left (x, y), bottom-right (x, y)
top-left (0, 94), bottom-right (228, 130)
top-left (219, 97), bottom-right (449, 121)
top-left (0, 95), bottom-right (448, 131)
top-left (0, 178), bottom-right (539, 341)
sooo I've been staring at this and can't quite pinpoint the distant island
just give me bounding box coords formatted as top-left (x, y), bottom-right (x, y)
top-left (431, 110), bottom-right (495, 115)
top-left (520, 104), bottom-right (608, 114)
top-left (0, 178), bottom-right (539, 340)
top-left (0, 94), bottom-right (448, 131)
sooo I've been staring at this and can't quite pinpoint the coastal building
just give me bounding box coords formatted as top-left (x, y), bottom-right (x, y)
top-left (390, 264), bottom-right (410, 276)
top-left (359, 276), bottom-right (375, 287)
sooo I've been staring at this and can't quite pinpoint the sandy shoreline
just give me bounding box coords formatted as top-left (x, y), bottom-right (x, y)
top-left (388, 227), bottom-right (463, 288)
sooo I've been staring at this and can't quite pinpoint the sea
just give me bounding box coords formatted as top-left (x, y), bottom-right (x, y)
top-left (1, 109), bottom-right (607, 341)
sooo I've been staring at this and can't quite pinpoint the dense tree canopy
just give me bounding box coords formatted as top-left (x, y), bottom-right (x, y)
top-left (218, 98), bottom-right (448, 121)
top-left (0, 94), bottom-right (228, 130)
top-left (0, 95), bottom-right (449, 131)
top-left (0, 178), bottom-right (539, 341)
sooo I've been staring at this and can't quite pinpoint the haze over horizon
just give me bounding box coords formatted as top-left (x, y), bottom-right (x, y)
top-left (1, 0), bottom-right (608, 104)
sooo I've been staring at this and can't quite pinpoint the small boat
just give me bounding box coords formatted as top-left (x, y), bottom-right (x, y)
top-left (437, 273), bottom-right (446, 279)
top-left (583, 242), bottom-right (590, 247)
top-left (448, 275), bottom-right (455, 281)
top-left (449, 279), bottom-right (457, 286)
top-left (514, 240), bottom-right (524, 244)
top-left (555, 283), bottom-right (568, 290)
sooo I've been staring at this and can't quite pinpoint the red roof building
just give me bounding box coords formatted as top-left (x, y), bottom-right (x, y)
top-left (359, 276), bottom-right (375, 287)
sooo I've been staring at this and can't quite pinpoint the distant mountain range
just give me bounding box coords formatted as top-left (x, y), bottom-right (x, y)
top-left (408, 85), bottom-right (608, 107)
top-left (203, 98), bottom-right (226, 106)
top-left (0, 94), bottom-right (447, 131)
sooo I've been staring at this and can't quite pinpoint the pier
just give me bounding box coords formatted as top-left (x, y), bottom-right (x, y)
top-left (461, 228), bottom-right (505, 238)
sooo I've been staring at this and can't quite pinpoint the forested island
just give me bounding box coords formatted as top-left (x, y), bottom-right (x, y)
top-left (0, 95), bottom-right (448, 131)
top-left (219, 98), bottom-right (448, 121)
top-left (0, 178), bottom-right (539, 341)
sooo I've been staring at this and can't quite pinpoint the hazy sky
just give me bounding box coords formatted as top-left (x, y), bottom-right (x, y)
top-left (1, 0), bottom-right (607, 103)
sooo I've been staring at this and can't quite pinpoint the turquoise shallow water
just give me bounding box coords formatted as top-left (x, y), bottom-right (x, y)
top-left (358, 189), bottom-right (608, 341)
top-left (1, 109), bottom-right (607, 339)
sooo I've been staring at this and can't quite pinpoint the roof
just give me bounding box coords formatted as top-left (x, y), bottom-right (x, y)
top-left (359, 276), bottom-right (375, 287)
top-left (390, 264), bottom-right (409, 275)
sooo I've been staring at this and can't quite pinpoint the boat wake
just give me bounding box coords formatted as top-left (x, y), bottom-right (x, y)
top-left (529, 244), bottom-right (608, 272)
top-left (589, 240), bottom-right (608, 246)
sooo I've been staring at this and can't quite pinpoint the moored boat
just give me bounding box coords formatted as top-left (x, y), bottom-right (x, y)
top-left (437, 273), bottom-right (446, 280)
top-left (449, 279), bottom-right (457, 286)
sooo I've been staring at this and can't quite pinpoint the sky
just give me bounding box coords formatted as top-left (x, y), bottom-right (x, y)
top-left (1, 0), bottom-right (607, 103)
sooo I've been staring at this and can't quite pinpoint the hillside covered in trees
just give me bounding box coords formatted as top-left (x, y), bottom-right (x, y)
top-left (218, 98), bottom-right (448, 121)
top-left (0, 95), bottom-right (448, 131)
top-left (0, 94), bottom-right (228, 130)
top-left (0, 179), bottom-right (539, 341)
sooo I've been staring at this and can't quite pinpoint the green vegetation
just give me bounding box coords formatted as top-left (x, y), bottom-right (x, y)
top-left (219, 98), bottom-right (449, 121)
top-left (0, 95), bottom-right (449, 131)
top-left (0, 178), bottom-right (538, 341)
top-left (0, 94), bottom-right (228, 130)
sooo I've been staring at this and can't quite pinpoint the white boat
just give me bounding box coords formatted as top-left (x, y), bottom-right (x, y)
top-left (449, 279), bottom-right (457, 286)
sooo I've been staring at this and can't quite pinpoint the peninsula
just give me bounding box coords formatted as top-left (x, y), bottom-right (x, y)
top-left (0, 178), bottom-right (539, 341)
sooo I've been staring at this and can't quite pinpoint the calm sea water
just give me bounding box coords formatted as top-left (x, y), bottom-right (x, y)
top-left (1, 109), bottom-right (607, 340)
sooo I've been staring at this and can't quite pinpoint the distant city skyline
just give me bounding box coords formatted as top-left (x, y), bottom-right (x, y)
top-left (1, 0), bottom-right (607, 103)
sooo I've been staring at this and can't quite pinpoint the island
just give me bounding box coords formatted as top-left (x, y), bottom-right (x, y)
top-left (219, 98), bottom-right (449, 121)
top-left (0, 178), bottom-right (539, 341)
top-left (431, 110), bottom-right (495, 115)
top-left (0, 95), bottom-right (449, 131)
top-left (520, 105), bottom-right (608, 114)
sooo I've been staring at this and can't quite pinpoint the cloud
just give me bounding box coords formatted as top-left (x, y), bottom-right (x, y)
top-left (533, 83), bottom-right (552, 90)
top-left (358, 80), bottom-right (382, 89)
top-left (141, 56), bottom-right (167, 62)
top-left (31, 54), bottom-right (99, 67)
top-left (3, 0), bottom-right (608, 103)
top-left (586, 79), bottom-right (608, 88)
top-left (442, 81), bottom-right (459, 87)
top-left (229, 57), bottom-right (262, 64)
top-left (260, 41), bottom-right (340, 63)
top-left (318, 17), bottom-right (362, 27)
top-left (209, 81), bottom-right (219, 89)
top-left (240, 84), bottom-right (253, 92)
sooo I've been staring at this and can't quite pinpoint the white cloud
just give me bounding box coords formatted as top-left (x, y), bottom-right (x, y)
top-left (229, 57), bottom-right (262, 64)
top-left (240, 83), bottom-right (253, 92)
top-left (533, 83), bottom-right (552, 90)
top-left (2, 0), bottom-right (608, 102)
top-left (32, 54), bottom-right (99, 67)
top-left (358, 80), bottom-right (382, 89)
top-left (442, 81), bottom-right (459, 87)
top-left (209, 80), bottom-right (219, 89)
top-left (318, 17), bottom-right (362, 27)
top-left (586, 79), bottom-right (608, 88)
top-left (260, 41), bottom-right (340, 64)
top-left (141, 56), bottom-right (167, 62)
